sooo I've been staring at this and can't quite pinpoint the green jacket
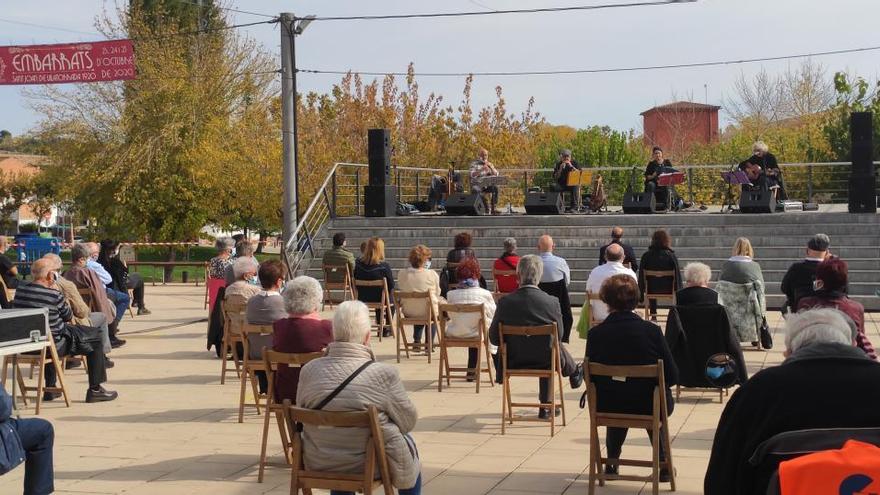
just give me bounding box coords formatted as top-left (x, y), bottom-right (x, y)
top-left (322, 246), bottom-right (355, 282)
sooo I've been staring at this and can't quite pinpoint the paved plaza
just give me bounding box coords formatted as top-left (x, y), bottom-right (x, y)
top-left (2, 284), bottom-right (878, 495)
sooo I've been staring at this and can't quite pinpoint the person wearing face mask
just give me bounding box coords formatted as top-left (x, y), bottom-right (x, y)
top-left (65, 243), bottom-right (125, 348)
top-left (397, 245), bottom-right (443, 348)
top-left (445, 257), bottom-right (496, 380)
top-left (224, 257), bottom-right (261, 300)
top-left (97, 239), bottom-right (150, 316)
top-left (84, 241), bottom-right (131, 329)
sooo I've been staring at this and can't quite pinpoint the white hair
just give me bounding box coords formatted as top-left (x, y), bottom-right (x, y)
top-left (42, 253), bottom-right (63, 269)
top-left (784, 308), bottom-right (853, 353)
top-left (683, 262), bottom-right (712, 285)
top-left (332, 300), bottom-right (372, 343)
top-left (282, 276), bottom-right (323, 315)
top-left (753, 141), bottom-right (769, 153)
top-left (517, 254), bottom-right (543, 286)
top-left (232, 257), bottom-right (258, 279)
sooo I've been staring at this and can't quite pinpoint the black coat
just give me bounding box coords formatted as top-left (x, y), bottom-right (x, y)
top-left (675, 286), bottom-right (719, 306)
top-left (638, 247), bottom-right (682, 297)
top-left (780, 259), bottom-right (820, 311)
top-left (598, 240), bottom-right (638, 273)
top-left (704, 343), bottom-right (880, 495)
top-left (537, 279), bottom-right (573, 343)
top-left (586, 311), bottom-right (679, 415)
top-left (665, 305), bottom-right (747, 388)
top-left (354, 259), bottom-right (394, 303)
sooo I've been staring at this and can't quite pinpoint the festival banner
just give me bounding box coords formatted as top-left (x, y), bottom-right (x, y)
top-left (0, 39), bottom-right (136, 85)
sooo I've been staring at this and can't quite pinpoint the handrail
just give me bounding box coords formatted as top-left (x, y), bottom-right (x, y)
top-left (284, 162), bottom-right (341, 254)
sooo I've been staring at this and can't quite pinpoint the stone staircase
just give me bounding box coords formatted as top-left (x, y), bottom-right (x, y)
top-left (301, 212), bottom-right (880, 310)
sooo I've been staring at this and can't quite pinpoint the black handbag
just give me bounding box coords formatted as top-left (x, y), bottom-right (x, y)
top-left (56, 324), bottom-right (102, 357)
top-left (759, 317), bottom-right (773, 350)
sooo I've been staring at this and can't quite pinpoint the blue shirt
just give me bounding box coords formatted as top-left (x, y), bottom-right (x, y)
top-left (538, 251), bottom-right (570, 286)
top-left (86, 259), bottom-right (113, 286)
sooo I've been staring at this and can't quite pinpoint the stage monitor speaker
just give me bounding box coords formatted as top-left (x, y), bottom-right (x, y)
top-left (364, 185), bottom-right (397, 217)
top-left (739, 189), bottom-right (776, 213)
top-left (445, 193), bottom-right (486, 216)
top-left (850, 112), bottom-right (874, 176)
top-left (524, 191), bottom-right (564, 215)
top-left (367, 128), bottom-right (391, 186)
top-left (622, 192), bottom-right (656, 214)
top-left (848, 176), bottom-right (877, 213)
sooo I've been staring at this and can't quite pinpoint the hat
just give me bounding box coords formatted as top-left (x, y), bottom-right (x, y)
top-left (560, 149), bottom-right (572, 157)
top-left (807, 233), bottom-right (830, 252)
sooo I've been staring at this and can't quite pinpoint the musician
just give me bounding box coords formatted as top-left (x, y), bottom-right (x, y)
top-left (553, 149), bottom-right (582, 211)
top-left (644, 146), bottom-right (675, 210)
top-left (740, 141), bottom-right (786, 199)
top-left (470, 148), bottom-right (500, 214)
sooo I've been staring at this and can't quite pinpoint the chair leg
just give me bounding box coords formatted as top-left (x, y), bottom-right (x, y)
top-left (15, 364), bottom-right (28, 407)
top-left (34, 349), bottom-right (46, 415)
top-left (558, 369), bottom-right (567, 426)
top-left (48, 345), bottom-right (70, 408)
top-left (238, 366), bottom-right (248, 423)
top-left (485, 339), bottom-right (495, 386)
top-left (588, 428), bottom-right (599, 495)
top-left (249, 368), bottom-right (262, 415)
top-left (501, 374), bottom-right (507, 435)
top-left (663, 423), bottom-right (676, 491)
top-left (437, 341), bottom-right (444, 392)
top-left (426, 320), bottom-right (432, 364)
top-left (474, 344), bottom-right (481, 394)
top-left (276, 411), bottom-right (292, 464)
top-left (220, 337), bottom-right (229, 385)
top-left (652, 425), bottom-right (660, 495)
top-left (676, 384), bottom-right (681, 401)
top-left (258, 402), bottom-right (272, 482)
top-left (1, 357), bottom-right (8, 388)
top-left (443, 345), bottom-right (451, 387)
top-left (377, 308), bottom-right (384, 342)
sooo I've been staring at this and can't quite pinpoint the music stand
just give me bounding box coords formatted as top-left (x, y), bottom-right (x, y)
top-left (657, 172), bottom-right (684, 187)
top-left (565, 170), bottom-right (592, 211)
top-left (721, 170), bottom-right (752, 213)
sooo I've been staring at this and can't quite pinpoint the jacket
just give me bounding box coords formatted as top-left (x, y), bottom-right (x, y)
top-left (638, 247), bottom-right (682, 297)
top-left (55, 276), bottom-right (93, 326)
top-left (0, 385), bottom-right (24, 475)
top-left (675, 286), bottom-right (719, 307)
top-left (322, 247), bottom-right (356, 283)
top-left (716, 280), bottom-right (765, 343)
top-left (704, 342), bottom-right (880, 495)
top-left (493, 254), bottom-right (520, 293)
top-left (296, 342), bottom-right (420, 489)
top-left (665, 305), bottom-right (747, 388)
top-left (225, 281), bottom-right (261, 300)
top-left (272, 316), bottom-right (333, 402)
top-left (719, 258), bottom-right (764, 286)
top-left (354, 260), bottom-right (394, 303)
top-left (396, 267), bottom-right (441, 319)
top-left (798, 291), bottom-right (876, 360)
top-left (780, 259), bottom-right (821, 311)
top-left (537, 278), bottom-right (573, 342)
top-left (445, 286), bottom-right (496, 343)
top-left (63, 264), bottom-right (114, 322)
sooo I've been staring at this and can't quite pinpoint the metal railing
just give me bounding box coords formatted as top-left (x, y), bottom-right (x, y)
top-left (283, 163), bottom-right (340, 277)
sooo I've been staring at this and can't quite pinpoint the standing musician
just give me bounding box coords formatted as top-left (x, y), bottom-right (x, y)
top-left (470, 148), bottom-right (501, 214)
top-left (553, 149), bottom-right (582, 211)
top-left (644, 146), bottom-right (677, 210)
top-left (739, 141), bottom-right (786, 200)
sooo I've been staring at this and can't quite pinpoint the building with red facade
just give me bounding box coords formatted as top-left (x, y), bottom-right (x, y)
top-left (641, 101), bottom-right (720, 157)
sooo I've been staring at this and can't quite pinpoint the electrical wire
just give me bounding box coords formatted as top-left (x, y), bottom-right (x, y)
top-left (298, 44), bottom-right (880, 78)
top-left (0, 17), bottom-right (102, 37)
top-left (173, 0), bottom-right (277, 19)
top-left (298, 0), bottom-right (695, 22)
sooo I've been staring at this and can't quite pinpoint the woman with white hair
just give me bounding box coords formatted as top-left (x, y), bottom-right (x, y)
top-left (705, 308), bottom-right (880, 494)
top-left (296, 300), bottom-right (422, 495)
top-left (224, 257), bottom-right (261, 299)
top-left (271, 276), bottom-right (333, 403)
top-left (208, 237), bottom-right (235, 279)
top-left (741, 140), bottom-right (786, 199)
top-left (676, 262), bottom-right (719, 306)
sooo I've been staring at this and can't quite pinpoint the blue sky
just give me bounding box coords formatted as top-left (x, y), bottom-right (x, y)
top-left (1, 0), bottom-right (879, 136)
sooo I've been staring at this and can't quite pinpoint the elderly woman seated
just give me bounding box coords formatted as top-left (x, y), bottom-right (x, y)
top-left (397, 245), bottom-right (442, 348)
top-left (271, 276), bottom-right (334, 403)
top-left (675, 262), bottom-right (719, 306)
top-left (445, 257), bottom-right (496, 380)
top-left (296, 301), bottom-right (422, 495)
top-left (208, 237), bottom-right (235, 279)
top-left (225, 257), bottom-right (261, 300)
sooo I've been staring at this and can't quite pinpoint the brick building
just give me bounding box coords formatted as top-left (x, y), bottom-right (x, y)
top-left (641, 101), bottom-right (720, 156)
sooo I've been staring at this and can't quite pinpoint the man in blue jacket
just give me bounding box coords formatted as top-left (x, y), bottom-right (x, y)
top-left (0, 384), bottom-right (54, 494)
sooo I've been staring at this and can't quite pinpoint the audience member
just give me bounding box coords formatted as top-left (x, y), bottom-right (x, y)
top-left (354, 237), bottom-right (395, 337)
top-left (492, 237), bottom-right (520, 293)
top-left (97, 239), bottom-right (150, 315)
top-left (446, 257), bottom-right (497, 379)
top-left (13, 258), bottom-right (117, 403)
top-left (704, 308), bottom-right (880, 494)
top-left (586, 243), bottom-right (637, 323)
top-left (718, 237), bottom-right (765, 306)
top-left (86, 242), bottom-right (130, 328)
top-left (225, 257), bottom-right (261, 300)
top-left (488, 255), bottom-right (581, 419)
top-left (272, 276), bottom-right (333, 403)
top-left (537, 235), bottom-right (573, 342)
top-left (798, 257), bottom-right (876, 360)
top-left (397, 245), bottom-right (441, 347)
top-left (208, 238), bottom-right (235, 279)
top-left (587, 274), bottom-right (678, 480)
top-left (0, 235), bottom-right (19, 306)
top-left (243, 259), bottom-right (287, 393)
top-left (64, 244), bottom-right (125, 348)
top-left (447, 232), bottom-right (475, 264)
top-left (676, 262), bottom-right (719, 306)
top-left (296, 300), bottom-right (422, 495)
top-left (322, 232), bottom-right (356, 283)
top-left (0, 384), bottom-right (54, 495)
top-left (781, 233), bottom-right (834, 313)
top-left (225, 240), bottom-right (258, 286)
top-left (638, 230), bottom-right (682, 321)
top-left (598, 226), bottom-right (638, 272)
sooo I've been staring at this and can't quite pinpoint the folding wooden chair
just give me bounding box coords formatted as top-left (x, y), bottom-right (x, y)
top-left (354, 279), bottom-right (393, 342)
top-left (0, 276), bottom-right (13, 305)
top-left (643, 270), bottom-right (677, 322)
top-left (394, 290), bottom-right (439, 364)
top-left (1, 337), bottom-right (70, 414)
top-left (220, 294), bottom-right (248, 384)
top-left (586, 290), bottom-right (604, 329)
top-left (491, 267), bottom-right (517, 301)
top-left (585, 359), bottom-right (676, 495)
top-left (498, 322), bottom-right (567, 436)
top-left (238, 322), bottom-right (274, 422)
top-left (322, 264), bottom-right (355, 310)
top-left (438, 303), bottom-right (494, 393)
top-left (203, 262), bottom-right (210, 309)
top-left (444, 262), bottom-right (461, 292)
top-left (258, 348), bottom-right (323, 483)
top-left (284, 402), bottom-right (394, 495)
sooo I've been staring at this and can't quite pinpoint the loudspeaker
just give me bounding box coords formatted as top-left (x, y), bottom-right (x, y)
top-left (622, 192), bottom-right (656, 214)
top-left (364, 185), bottom-right (397, 217)
top-left (848, 176), bottom-right (877, 213)
top-left (850, 112), bottom-right (874, 176)
top-left (367, 128), bottom-right (391, 186)
top-left (445, 193), bottom-right (486, 216)
top-left (524, 191), bottom-right (564, 215)
top-left (739, 188), bottom-right (775, 213)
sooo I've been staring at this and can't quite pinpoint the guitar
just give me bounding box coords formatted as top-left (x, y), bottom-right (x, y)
top-left (743, 162), bottom-right (762, 182)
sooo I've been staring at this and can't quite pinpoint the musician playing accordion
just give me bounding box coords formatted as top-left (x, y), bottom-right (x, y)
top-left (470, 148), bottom-right (501, 215)
top-left (553, 149), bottom-right (582, 211)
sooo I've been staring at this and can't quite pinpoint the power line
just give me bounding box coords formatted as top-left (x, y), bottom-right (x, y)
top-left (298, 0), bottom-right (695, 22)
top-left (0, 17), bottom-right (101, 37)
top-left (298, 44), bottom-right (880, 78)
top-left (173, 0), bottom-right (277, 19)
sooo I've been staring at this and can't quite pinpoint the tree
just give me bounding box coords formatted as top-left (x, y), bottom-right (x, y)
top-left (823, 72), bottom-right (880, 161)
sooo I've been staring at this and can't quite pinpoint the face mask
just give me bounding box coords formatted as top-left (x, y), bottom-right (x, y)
top-left (230, 248), bottom-right (237, 257)
top-left (248, 275), bottom-right (259, 286)
top-left (812, 279), bottom-right (822, 291)
top-left (424, 260), bottom-right (432, 270)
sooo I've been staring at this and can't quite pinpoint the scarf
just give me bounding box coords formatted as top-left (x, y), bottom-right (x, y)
top-left (460, 278), bottom-right (480, 288)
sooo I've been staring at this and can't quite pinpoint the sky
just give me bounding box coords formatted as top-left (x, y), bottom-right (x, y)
top-left (1, 0), bottom-right (879, 136)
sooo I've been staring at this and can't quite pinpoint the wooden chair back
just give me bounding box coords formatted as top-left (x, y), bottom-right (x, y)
top-left (76, 287), bottom-right (99, 313)
top-left (444, 262), bottom-right (460, 291)
top-left (222, 294), bottom-right (248, 337)
top-left (354, 278), bottom-right (393, 343)
top-left (2, 337), bottom-right (70, 414)
top-left (491, 268), bottom-right (518, 297)
top-left (587, 290), bottom-right (604, 329)
top-left (219, 294), bottom-right (248, 384)
top-left (584, 359), bottom-right (675, 495)
top-left (642, 269), bottom-right (677, 320)
top-left (238, 322), bottom-right (274, 422)
top-left (322, 264), bottom-right (354, 309)
top-left (394, 290), bottom-right (438, 364)
top-left (284, 402), bottom-right (394, 495)
top-left (0, 276), bottom-right (12, 304)
top-left (437, 303), bottom-right (493, 392)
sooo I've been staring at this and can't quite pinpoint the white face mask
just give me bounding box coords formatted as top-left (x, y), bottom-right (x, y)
top-left (424, 260), bottom-right (432, 270)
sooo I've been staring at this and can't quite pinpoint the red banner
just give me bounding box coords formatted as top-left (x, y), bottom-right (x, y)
top-left (0, 39), bottom-right (136, 86)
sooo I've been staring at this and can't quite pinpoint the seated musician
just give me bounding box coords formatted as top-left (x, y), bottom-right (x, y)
top-left (743, 141), bottom-right (786, 199)
top-left (552, 149), bottom-right (581, 211)
top-left (644, 146), bottom-right (676, 210)
top-left (469, 148), bottom-right (500, 215)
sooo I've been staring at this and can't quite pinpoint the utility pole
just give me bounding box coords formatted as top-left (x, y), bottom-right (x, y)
top-left (280, 12), bottom-right (297, 248)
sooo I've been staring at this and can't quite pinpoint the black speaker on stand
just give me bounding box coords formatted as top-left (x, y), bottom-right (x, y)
top-left (739, 189), bottom-right (775, 213)
top-left (622, 192), bottom-right (656, 214)
top-left (849, 112), bottom-right (877, 213)
top-left (445, 193), bottom-right (486, 216)
top-left (364, 128), bottom-right (397, 216)
top-left (524, 191), bottom-right (564, 215)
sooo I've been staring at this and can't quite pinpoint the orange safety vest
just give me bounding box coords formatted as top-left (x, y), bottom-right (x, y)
top-left (779, 440), bottom-right (880, 495)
